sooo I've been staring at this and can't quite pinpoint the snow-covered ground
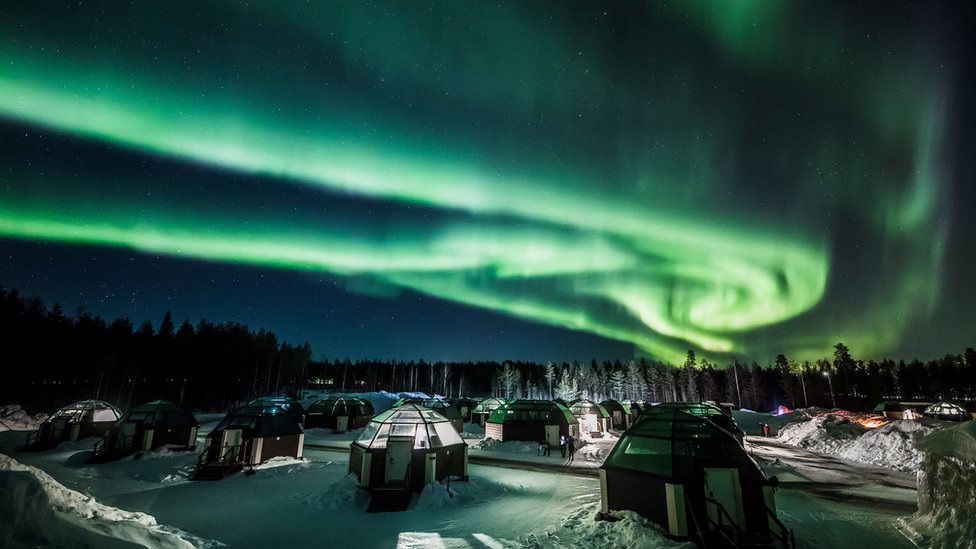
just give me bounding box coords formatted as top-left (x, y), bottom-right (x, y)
top-left (738, 405), bottom-right (976, 548)
top-left (0, 433), bottom-right (690, 549)
top-left (3, 398), bottom-right (976, 548)
top-left (901, 421), bottom-right (976, 549)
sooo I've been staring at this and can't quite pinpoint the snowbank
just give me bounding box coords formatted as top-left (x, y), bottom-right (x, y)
top-left (0, 404), bottom-right (47, 432)
top-left (768, 410), bottom-right (939, 472)
top-left (0, 453), bottom-right (216, 548)
top-left (547, 510), bottom-right (695, 549)
top-left (900, 422), bottom-right (976, 549)
top-left (836, 419), bottom-right (936, 472)
top-left (777, 413), bottom-right (865, 454)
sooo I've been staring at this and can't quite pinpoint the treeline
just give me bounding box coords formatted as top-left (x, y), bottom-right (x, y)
top-left (315, 345), bottom-right (976, 412)
top-left (3, 286), bottom-right (975, 414)
top-left (0, 287), bottom-right (311, 413)
top-left (535, 345), bottom-right (976, 411)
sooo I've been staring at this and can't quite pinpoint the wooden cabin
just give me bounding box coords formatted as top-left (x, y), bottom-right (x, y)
top-left (600, 406), bottom-right (794, 548)
top-left (454, 398), bottom-right (476, 424)
top-left (471, 397), bottom-right (506, 426)
top-left (924, 401), bottom-right (969, 422)
top-left (600, 399), bottom-right (633, 430)
top-left (90, 400), bottom-right (198, 463)
top-left (349, 403), bottom-right (468, 493)
top-left (194, 402), bottom-right (304, 480)
top-left (874, 401), bottom-right (921, 420)
top-left (484, 399), bottom-right (578, 447)
top-left (570, 400), bottom-right (612, 438)
top-left (306, 396), bottom-right (375, 432)
top-left (248, 396), bottom-right (306, 426)
top-left (25, 400), bottom-right (122, 451)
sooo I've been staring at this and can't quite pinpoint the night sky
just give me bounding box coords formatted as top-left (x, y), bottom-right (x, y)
top-left (1, 2), bottom-right (973, 364)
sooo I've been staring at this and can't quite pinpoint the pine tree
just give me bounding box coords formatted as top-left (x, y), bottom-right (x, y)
top-left (699, 363), bottom-right (719, 401)
top-left (498, 362), bottom-right (520, 400)
top-left (624, 360), bottom-right (646, 401)
top-left (609, 368), bottom-right (626, 401)
top-left (679, 364), bottom-right (698, 401)
top-left (554, 371), bottom-right (579, 401)
top-left (544, 361), bottom-right (555, 400)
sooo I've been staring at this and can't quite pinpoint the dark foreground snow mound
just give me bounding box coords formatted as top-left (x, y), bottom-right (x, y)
top-left (0, 471), bottom-right (143, 548)
top-left (0, 453), bottom-right (216, 548)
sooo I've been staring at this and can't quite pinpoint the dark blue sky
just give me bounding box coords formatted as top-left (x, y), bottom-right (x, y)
top-left (0, 2), bottom-right (973, 364)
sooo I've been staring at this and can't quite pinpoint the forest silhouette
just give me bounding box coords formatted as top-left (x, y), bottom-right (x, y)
top-left (2, 286), bottom-right (973, 414)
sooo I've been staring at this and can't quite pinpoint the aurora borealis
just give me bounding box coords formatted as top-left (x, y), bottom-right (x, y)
top-left (0, 2), bottom-right (972, 363)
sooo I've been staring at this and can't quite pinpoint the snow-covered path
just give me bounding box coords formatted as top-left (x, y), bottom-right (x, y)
top-left (749, 436), bottom-right (916, 488)
top-left (746, 436), bottom-right (919, 548)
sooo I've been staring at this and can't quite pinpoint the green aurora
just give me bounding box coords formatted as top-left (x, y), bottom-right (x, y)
top-left (0, 2), bottom-right (966, 363)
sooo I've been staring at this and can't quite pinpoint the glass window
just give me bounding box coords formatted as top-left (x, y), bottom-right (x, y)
top-left (415, 425), bottom-right (430, 449)
top-left (93, 409), bottom-right (117, 422)
top-left (434, 421), bottom-right (463, 446)
top-left (371, 424), bottom-right (391, 448)
top-left (608, 436), bottom-right (673, 476)
top-left (354, 422), bottom-right (380, 446)
top-left (390, 423), bottom-right (416, 437)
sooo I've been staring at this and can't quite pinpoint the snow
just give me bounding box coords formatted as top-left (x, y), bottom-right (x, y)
top-left (5, 398), bottom-right (976, 548)
top-left (774, 414), bottom-right (866, 453)
top-left (835, 420), bottom-right (938, 472)
top-left (736, 407), bottom-right (940, 472)
top-left (915, 420), bottom-right (976, 460)
top-left (738, 405), bottom-right (976, 547)
top-left (899, 422), bottom-right (976, 549)
top-left (0, 404), bottom-right (47, 432)
top-left (472, 437), bottom-right (614, 469)
top-left (0, 453), bottom-right (214, 548)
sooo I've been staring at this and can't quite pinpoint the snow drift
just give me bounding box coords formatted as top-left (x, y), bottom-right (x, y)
top-left (902, 422), bottom-right (976, 549)
top-left (743, 407), bottom-right (939, 472)
top-left (0, 453), bottom-right (215, 549)
top-left (0, 404), bottom-right (47, 432)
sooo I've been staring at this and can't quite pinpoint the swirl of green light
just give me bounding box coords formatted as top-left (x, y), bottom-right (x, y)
top-left (2, 2), bottom-right (949, 363)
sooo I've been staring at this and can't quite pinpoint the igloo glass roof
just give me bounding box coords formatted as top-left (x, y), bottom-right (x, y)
top-left (353, 404), bottom-right (464, 450)
top-left (602, 406), bottom-right (754, 480)
top-left (50, 400), bottom-right (122, 423)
